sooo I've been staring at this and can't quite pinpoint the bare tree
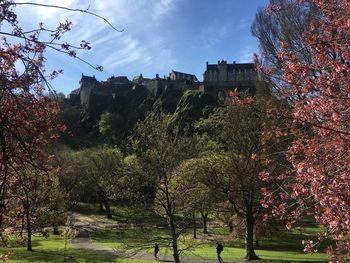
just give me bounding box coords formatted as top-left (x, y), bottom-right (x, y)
top-left (251, 0), bottom-right (319, 97)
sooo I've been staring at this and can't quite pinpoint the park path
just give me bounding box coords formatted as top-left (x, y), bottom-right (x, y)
top-left (70, 212), bottom-right (264, 263)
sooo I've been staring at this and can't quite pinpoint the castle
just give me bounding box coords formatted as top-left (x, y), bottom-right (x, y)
top-left (69, 60), bottom-right (257, 119)
top-left (203, 60), bottom-right (256, 82)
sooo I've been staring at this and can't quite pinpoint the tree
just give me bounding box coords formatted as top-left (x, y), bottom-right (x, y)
top-left (55, 149), bottom-right (88, 207)
top-left (251, 0), bottom-right (320, 97)
top-left (57, 147), bottom-right (137, 216)
top-left (99, 112), bottom-right (125, 145)
top-left (0, 0), bottom-right (120, 250)
top-left (120, 154), bottom-right (155, 202)
top-left (196, 86), bottom-right (287, 260)
top-left (133, 113), bottom-right (196, 263)
top-left (5, 165), bottom-right (66, 251)
top-left (258, 1), bottom-right (350, 261)
top-left (34, 175), bottom-right (67, 236)
top-left (172, 157), bottom-right (217, 236)
top-left (81, 147), bottom-right (123, 219)
top-left (197, 106), bottom-right (263, 259)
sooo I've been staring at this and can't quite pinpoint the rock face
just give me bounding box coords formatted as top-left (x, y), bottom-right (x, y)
top-left (69, 74), bottom-right (202, 134)
top-left (170, 90), bottom-right (218, 136)
top-left (67, 61), bottom-right (258, 144)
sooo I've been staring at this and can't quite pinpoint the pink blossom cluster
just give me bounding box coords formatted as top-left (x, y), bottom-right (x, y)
top-left (259, 0), bottom-right (350, 261)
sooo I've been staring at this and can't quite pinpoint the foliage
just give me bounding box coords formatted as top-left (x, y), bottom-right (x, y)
top-left (0, 0), bottom-right (121, 258)
top-left (75, 147), bottom-right (124, 219)
top-left (99, 112), bottom-right (125, 145)
top-left (195, 85), bottom-right (288, 260)
top-left (55, 149), bottom-right (88, 206)
top-left (120, 154), bottom-right (154, 202)
top-left (171, 157), bottom-right (217, 235)
top-left (132, 112), bottom-right (196, 263)
top-left (169, 90), bottom-right (218, 136)
top-left (258, 0), bottom-right (350, 261)
top-left (10, 166), bottom-right (66, 251)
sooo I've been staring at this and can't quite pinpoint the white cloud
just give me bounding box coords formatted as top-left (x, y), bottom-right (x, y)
top-left (99, 35), bottom-right (151, 70)
top-left (195, 22), bottom-right (232, 49)
top-left (14, 0), bottom-right (179, 81)
top-left (152, 0), bottom-right (176, 21)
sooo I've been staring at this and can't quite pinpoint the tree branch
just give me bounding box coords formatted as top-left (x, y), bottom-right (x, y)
top-left (12, 2), bottom-right (124, 32)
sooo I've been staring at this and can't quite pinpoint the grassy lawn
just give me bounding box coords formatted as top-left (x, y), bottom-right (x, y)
top-left (71, 202), bottom-right (166, 225)
top-left (91, 225), bottom-right (330, 262)
top-left (0, 234), bottom-right (155, 263)
top-left (0, 201), bottom-right (332, 263)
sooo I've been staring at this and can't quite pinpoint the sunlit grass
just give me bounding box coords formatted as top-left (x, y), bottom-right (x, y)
top-left (7, 203), bottom-right (329, 263)
top-left (91, 225), bottom-right (330, 262)
top-left (0, 234), bottom-right (154, 263)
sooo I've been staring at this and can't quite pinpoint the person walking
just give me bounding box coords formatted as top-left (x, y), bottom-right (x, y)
top-left (216, 241), bottom-right (224, 263)
top-left (154, 243), bottom-right (160, 261)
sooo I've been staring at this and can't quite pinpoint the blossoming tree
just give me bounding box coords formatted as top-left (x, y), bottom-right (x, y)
top-left (259, 1), bottom-right (350, 261)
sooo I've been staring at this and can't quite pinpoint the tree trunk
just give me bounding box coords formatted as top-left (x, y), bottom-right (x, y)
top-left (255, 238), bottom-right (260, 248)
top-left (229, 220), bottom-right (234, 233)
top-left (167, 207), bottom-right (180, 263)
top-left (169, 216), bottom-right (180, 263)
top-left (99, 200), bottom-right (104, 212)
top-left (104, 200), bottom-right (112, 219)
top-left (201, 212), bottom-right (208, 234)
top-left (26, 208), bottom-right (32, 251)
top-left (245, 212), bottom-right (259, 260)
top-left (53, 225), bottom-right (59, 235)
top-left (193, 212), bottom-right (197, 239)
top-left (20, 217), bottom-right (25, 237)
top-left (172, 237), bottom-right (180, 263)
top-left (163, 174), bottom-right (180, 263)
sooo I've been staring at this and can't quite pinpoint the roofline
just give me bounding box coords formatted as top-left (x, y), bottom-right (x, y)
top-left (171, 70), bottom-right (197, 77)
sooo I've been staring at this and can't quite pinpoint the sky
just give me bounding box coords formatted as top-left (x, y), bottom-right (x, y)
top-left (16, 0), bottom-right (269, 95)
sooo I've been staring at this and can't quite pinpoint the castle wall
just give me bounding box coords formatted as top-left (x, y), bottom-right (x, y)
top-left (70, 60), bottom-right (259, 117)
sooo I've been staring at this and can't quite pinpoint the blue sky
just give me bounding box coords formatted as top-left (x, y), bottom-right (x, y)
top-left (16, 0), bottom-right (269, 95)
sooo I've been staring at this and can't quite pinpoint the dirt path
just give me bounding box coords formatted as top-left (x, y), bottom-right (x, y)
top-left (70, 212), bottom-right (262, 263)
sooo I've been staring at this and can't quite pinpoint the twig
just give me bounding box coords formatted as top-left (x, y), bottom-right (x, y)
top-left (12, 2), bottom-right (124, 32)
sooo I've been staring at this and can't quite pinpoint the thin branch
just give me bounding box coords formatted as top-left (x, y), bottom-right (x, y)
top-left (12, 2), bottom-right (124, 32)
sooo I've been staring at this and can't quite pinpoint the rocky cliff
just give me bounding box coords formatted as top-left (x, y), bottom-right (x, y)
top-left (65, 73), bottom-right (256, 148)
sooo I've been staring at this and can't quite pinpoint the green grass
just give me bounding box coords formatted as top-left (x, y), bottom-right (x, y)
top-left (188, 244), bottom-right (328, 262)
top-left (0, 202), bottom-right (333, 262)
top-left (91, 225), bottom-right (330, 262)
top-left (0, 234), bottom-right (156, 263)
top-left (71, 202), bottom-right (166, 225)
top-left (91, 228), bottom-right (170, 253)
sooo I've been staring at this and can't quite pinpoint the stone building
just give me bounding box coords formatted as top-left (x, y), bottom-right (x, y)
top-left (203, 60), bottom-right (256, 82)
top-left (132, 74), bottom-right (144, 84)
top-left (79, 74), bottom-right (99, 88)
top-left (200, 60), bottom-right (258, 100)
top-left (169, 70), bottom-right (198, 82)
top-left (70, 59), bottom-right (259, 115)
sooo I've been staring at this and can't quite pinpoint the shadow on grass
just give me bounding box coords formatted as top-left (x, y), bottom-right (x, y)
top-left (7, 248), bottom-right (123, 263)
